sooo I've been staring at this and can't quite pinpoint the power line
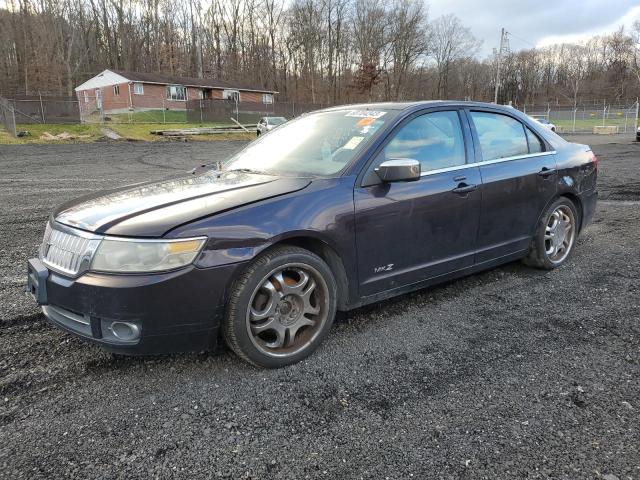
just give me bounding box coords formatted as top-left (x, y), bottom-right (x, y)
top-left (507, 31), bottom-right (537, 49)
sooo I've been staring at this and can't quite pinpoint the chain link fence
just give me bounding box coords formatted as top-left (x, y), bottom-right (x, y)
top-left (9, 95), bottom-right (81, 124)
top-left (521, 101), bottom-right (639, 133)
top-left (76, 93), bottom-right (326, 125)
top-left (0, 95), bottom-right (17, 137)
top-left (78, 94), bottom-right (190, 124)
top-left (185, 99), bottom-right (325, 124)
top-left (2, 93), bottom-right (639, 138)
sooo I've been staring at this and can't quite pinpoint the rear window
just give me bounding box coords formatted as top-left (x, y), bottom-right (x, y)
top-left (525, 126), bottom-right (544, 153)
top-left (470, 111), bottom-right (529, 161)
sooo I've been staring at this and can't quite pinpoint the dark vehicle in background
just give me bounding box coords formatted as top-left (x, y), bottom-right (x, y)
top-left (27, 101), bottom-right (598, 368)
top-left (256, 116), bottom-right (287, 136)
top-left (636, 126), bottom-right (640, 141)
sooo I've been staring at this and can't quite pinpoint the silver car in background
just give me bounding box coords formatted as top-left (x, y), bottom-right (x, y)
top-left (531, 116), bottom-right (557, 132)
top-left (257, 116), bottom-right (287, 136)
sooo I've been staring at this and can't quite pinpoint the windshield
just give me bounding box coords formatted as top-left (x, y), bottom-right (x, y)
top-left (267, 117), bottom-right (287, 125)
top-left (225, 109), bottom-right (397, 175)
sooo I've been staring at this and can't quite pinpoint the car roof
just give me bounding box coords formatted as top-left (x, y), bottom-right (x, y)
top-left (320, 100), bottom-right (519, 114)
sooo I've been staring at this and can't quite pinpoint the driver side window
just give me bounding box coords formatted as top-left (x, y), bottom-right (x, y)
top-left (384, 110), bottom-right (466, 172)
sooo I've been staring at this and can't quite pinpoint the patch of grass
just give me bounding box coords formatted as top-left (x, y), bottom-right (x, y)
top-left (553, 118), bottom-right (637, 132)
top-left (106, 110), bottom-right (188, 123)
top-left (107, 122), bottom-right (248, 141)
top-left (1, 123), bottom-right (103, 144)
top-left (0, 122), bottom-right (252, 144)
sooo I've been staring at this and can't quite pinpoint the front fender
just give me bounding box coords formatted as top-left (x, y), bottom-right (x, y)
top-left (173, 177), bottom-right (357, 274)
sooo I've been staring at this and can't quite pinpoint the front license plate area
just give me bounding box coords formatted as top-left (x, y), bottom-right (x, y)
top-left (27, 258), bottom-right (49, 305)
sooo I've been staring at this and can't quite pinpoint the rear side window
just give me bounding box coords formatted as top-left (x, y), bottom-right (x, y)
top-left (470, 111), bottom-right (529, 161)
top-left (525, 126), bottom-right (544, 153)
top-left (384, 110), bottom-right (466, 172)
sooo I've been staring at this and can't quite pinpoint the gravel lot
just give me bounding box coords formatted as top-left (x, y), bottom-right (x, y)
top-left (0, 137), bottom-right (638, 479)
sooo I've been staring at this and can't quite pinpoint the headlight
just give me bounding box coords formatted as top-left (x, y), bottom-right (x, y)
top-left (91, 237), bottom-right (206, 273)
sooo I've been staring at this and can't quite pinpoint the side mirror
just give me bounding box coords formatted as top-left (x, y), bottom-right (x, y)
top-left (375, 159), bottom-right (421, 182)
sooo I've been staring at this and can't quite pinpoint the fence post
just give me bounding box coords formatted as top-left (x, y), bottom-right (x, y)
top-left (573, 108), bottom-right (577, 133)
top-left (163, 98), bottom-right (166, 124)
top-left (635, 98), bottom-right (639, 133)
top-left (602, 100), bottom-right (606, 127)
top-left (624, 110), bottom-right (628, 133)
top-left (38, 92), bottom-right (45, 123)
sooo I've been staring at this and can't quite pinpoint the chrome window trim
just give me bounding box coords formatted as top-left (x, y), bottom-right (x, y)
top-left (419, 150), bottom-right (557, 177)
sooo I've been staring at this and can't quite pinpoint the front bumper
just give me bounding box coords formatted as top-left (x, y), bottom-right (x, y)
top-left (27, 258), bottom-right (245, 355)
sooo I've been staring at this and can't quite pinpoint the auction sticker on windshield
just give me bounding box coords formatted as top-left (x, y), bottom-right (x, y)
top-left (343, 136), bottom-right (364, 150)
top-left (345, 110), bottom-right (387, 119)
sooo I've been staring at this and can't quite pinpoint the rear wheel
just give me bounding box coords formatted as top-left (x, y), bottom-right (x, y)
top-left (223, 246), bottom-right (337, 368)
top-left (524, 198), bottom-right (579, 270)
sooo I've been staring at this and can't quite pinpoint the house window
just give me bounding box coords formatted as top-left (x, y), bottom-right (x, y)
top-left (198, 89), bottom-right (206, 99)
top-left (262, 93), bottom-right (274, 104)
top-left (166, 85), bottom-right (187, 101)
top-left (83, 91), bottom-right (89, 103)
top-left (133, 83), bottom-right (144, 95)
top-left (113, 85), bottom-right (120, 95)
top-left (223, 89), bottom-right (240, 102)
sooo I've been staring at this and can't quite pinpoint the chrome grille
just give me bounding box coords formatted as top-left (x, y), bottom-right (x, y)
top-left (40, 223), bottom-right (102, 276)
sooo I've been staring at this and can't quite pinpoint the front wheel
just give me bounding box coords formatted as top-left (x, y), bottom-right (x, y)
top-left (223, 246), bottom-right (337, 368)
top-left (524, 198), bottom-right (579, 270)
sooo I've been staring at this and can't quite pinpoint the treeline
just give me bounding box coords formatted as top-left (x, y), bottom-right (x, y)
top-left (1, 0), bottom-right (640, 106)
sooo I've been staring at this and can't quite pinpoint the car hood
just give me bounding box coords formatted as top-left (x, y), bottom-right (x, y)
top-left (54, 170), bottom-right (311, 237)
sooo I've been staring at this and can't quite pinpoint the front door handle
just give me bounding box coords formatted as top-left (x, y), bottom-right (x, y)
top-left (537, 167), bottom-right (557, 177)
top-left (452, 183), bottom-right (478, 195)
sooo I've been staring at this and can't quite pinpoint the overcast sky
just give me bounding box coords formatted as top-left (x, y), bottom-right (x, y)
top-left (428, 0), bottom-right (640, 58)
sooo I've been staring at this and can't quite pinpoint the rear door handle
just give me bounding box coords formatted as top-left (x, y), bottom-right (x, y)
top-left (537, 167), bottom-right (557, 177)
top-left (452, 183), bottom-right (478, 195)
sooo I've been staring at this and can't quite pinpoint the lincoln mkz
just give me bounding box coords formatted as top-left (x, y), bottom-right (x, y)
top-left (27, 101), bottom-right (598, 367)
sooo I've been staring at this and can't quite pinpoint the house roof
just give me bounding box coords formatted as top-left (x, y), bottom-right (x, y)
top-left (75, 69), bottom-right (278, 94)
top-left (112, 70), bottom-right (277, 94)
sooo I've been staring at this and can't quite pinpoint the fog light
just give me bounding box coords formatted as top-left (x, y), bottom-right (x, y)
top-left (110, 321), bottom-right (140, 341)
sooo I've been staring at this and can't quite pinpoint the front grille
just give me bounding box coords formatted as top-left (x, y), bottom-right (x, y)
top-left (40, 223), bottom-right (102, 276)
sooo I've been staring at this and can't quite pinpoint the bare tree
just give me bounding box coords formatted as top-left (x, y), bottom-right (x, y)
top-left (430, 14), bottom-right (480, 98)
top-left (385, 0), bottom-right (429, 100)
top-left (0, 0), bottom-right (639, 106)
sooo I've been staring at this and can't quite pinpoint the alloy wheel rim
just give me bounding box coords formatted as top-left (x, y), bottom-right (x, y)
top-left (245, 263), bottom-right (329, 358)
top-left (544, 205), bottom-right (575, 264)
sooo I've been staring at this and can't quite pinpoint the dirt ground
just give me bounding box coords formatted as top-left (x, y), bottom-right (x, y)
top-left (0, 137), bottom-right (638, 479)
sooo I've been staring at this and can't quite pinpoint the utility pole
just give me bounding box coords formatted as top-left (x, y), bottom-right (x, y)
top-left (494, 28), bottom-right (509, 104)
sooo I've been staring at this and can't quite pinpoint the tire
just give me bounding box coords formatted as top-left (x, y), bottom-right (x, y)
top-left (524, 197), bottom-right (579, 270)
top-left (223, 245), bottom-right (337, 368)
top-left (256, 131), bottom-right (261, 137)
